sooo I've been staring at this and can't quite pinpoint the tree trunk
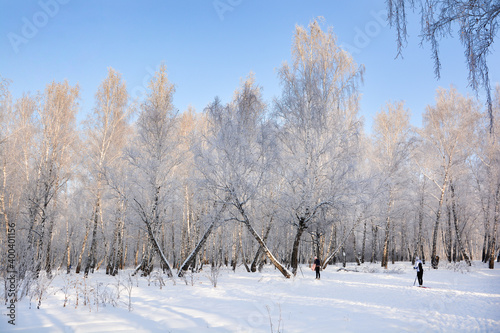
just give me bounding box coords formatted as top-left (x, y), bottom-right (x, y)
top-left (85, 199), bottom-right (100, 276)
top-left (290, 217), bottom-right (306, 276)
top-left (238, 225), bottom-right (250, 272)
top-left (431, 169), bottom-right (449, 269)
top-left (391, 220), bottom-right (396, 264)
top-left (371, 222), bottom-right (378, 263)
top-left (178, 204), bottom-right (225, 277)
top-left (107, 216), bottom-right (120, 275)
top-left (147, 222), bottom-right (173, 277)
top-left (342, 246), bottom-right (346, 267)
top-left (135, 195), bottom-right (174, 277)
top-left (35, 195), bottom-right (50, 276)
top-left (489, 183), bottom-right (500, 269)
top-left (179, 219), bottom-right (216, 276)
top-left (231, 227), bottom-right (240, 271)
top-left (251, 222), bottom-right (272, 272)
top-left (75, 220), bottom-right (90, 274)
top-left (482, 229), bottom-right (489, 262)
top-left (134, 230), bottom-right (141, 267)
top-left (361, 220), bottom-right (367, 264)
top-left (322, 225), bottom-right (355, 269)
top-left (352, 228), bottom-right (358, 264)
top-left (382, 219), bottom-right (390, 268)
top-left (449, 181), bottom-right (471, 266)
top-left (113, 217), bottom-right (125, 275)
top-left (44, 217), bottom-right (55, 275)
top-left (413, 182), bottom-right (425, 264)
top-left (382, 193), bottom-right (394, 268)
top-left (235, 200), bottom-right (290, 278)
top-left (446, 205), bottom-right (453, 263)
top-left (65, 218), bottom-right (71, 274)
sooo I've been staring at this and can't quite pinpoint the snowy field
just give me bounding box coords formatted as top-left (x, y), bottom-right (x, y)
top-left (1, 261), bottom-right (499, 332)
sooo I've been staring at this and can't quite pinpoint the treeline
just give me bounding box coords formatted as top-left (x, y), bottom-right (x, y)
top-left (0, 20), bottom-right (499, 283)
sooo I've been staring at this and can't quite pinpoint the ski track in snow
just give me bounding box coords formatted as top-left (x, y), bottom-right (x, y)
top-left (1, 262), bottom-right (499, 332)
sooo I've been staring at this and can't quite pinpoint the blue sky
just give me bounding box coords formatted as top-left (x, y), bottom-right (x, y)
top-left (1, 0), bottom-right (499, 132)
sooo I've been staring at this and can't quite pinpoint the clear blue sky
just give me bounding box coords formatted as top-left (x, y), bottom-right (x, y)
top-left (1, 0), bottom-right (499, 132)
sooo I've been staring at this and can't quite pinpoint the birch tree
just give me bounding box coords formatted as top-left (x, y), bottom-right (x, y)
top-left (128, 64), bottom-right (178, 277)
top-left (372, 101), bottom-right (414, 268)
top-left (472, 84), bottom-right (500, 268)
top-left (26, 80), bottom-right (79, 276)
top-left (82, 68), bottom-right (131, 275)
top-left (2, 91), bottom-right (38, 281)
top-left (419, 86), bottom-right (480, 268)
top-left (274, 19), bottom-right (363, 275)
top-left (0, 77), bottom-right (13, 244)
top-left (197, 75), bottom-right (291, 278)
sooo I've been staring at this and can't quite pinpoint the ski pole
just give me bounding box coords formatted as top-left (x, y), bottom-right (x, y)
top-left (413, 275), bottom-right (417, 286)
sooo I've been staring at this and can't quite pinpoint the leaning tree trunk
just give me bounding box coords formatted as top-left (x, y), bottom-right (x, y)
top-left (322, 225), bottom-right (356, 270)
top-left (251, 222), bottom-right (272, 272)
top-left (178, 204), bottom-right (226, 277)
top-left (135, 194), bottom-right (174, 278)
top-left (235, 199), bottom-right (290, 278)
top-left (145, 221), bottom-right (173, 277)
top-left (178, 219), bottom-right (216, 277)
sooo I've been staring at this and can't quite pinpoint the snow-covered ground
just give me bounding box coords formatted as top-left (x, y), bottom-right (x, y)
top-left (1, 261), bottom-right (499, 332)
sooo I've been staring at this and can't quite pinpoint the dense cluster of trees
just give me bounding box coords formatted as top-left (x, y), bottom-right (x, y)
top-left (0, 20), bottom-right (499, 284)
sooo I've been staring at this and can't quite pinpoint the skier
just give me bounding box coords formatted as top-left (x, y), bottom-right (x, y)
top-left (414, 256), bottom-right (424, 286)
top-left (312, 256), bottom-right (321, 279)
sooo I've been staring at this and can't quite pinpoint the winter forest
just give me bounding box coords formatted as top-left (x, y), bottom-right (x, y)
top-left (1, 18), bottom-right (499, 294)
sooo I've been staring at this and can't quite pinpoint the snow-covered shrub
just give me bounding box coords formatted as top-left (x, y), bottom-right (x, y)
top-left (29, 271), bottom-right (54, 309)
top-left (59, 273), bottom-right (73, 307)
top-left (266, 304), bottom-right (283, 333)
top-left (382, 266), bottom-right (406, 274)
top-left (113, 272), bottom-right (134, 312)
top-left (181, 270), bottom-right (197, 286)
top-left (207, 265), bottom-right (221, 288)
top-left (359, 266), bottom-right (379, 273)
top-left (444, 261), bottom-right (472, 273)
top-left (150, 271), bottom-right (165, 289)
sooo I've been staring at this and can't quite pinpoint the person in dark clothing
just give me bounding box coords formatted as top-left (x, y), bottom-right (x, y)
top-left (312, 257), bottom-right (321, 279)
top-left (414, 257), bottom-right (424, 286)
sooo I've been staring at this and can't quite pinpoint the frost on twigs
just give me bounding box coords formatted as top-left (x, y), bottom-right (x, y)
top-left (206, 264), bottom-right (222, 288)
top-left (444, 262), bottom-right (473, 273)
top-left (29, 271), bottom-right (54, 309)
